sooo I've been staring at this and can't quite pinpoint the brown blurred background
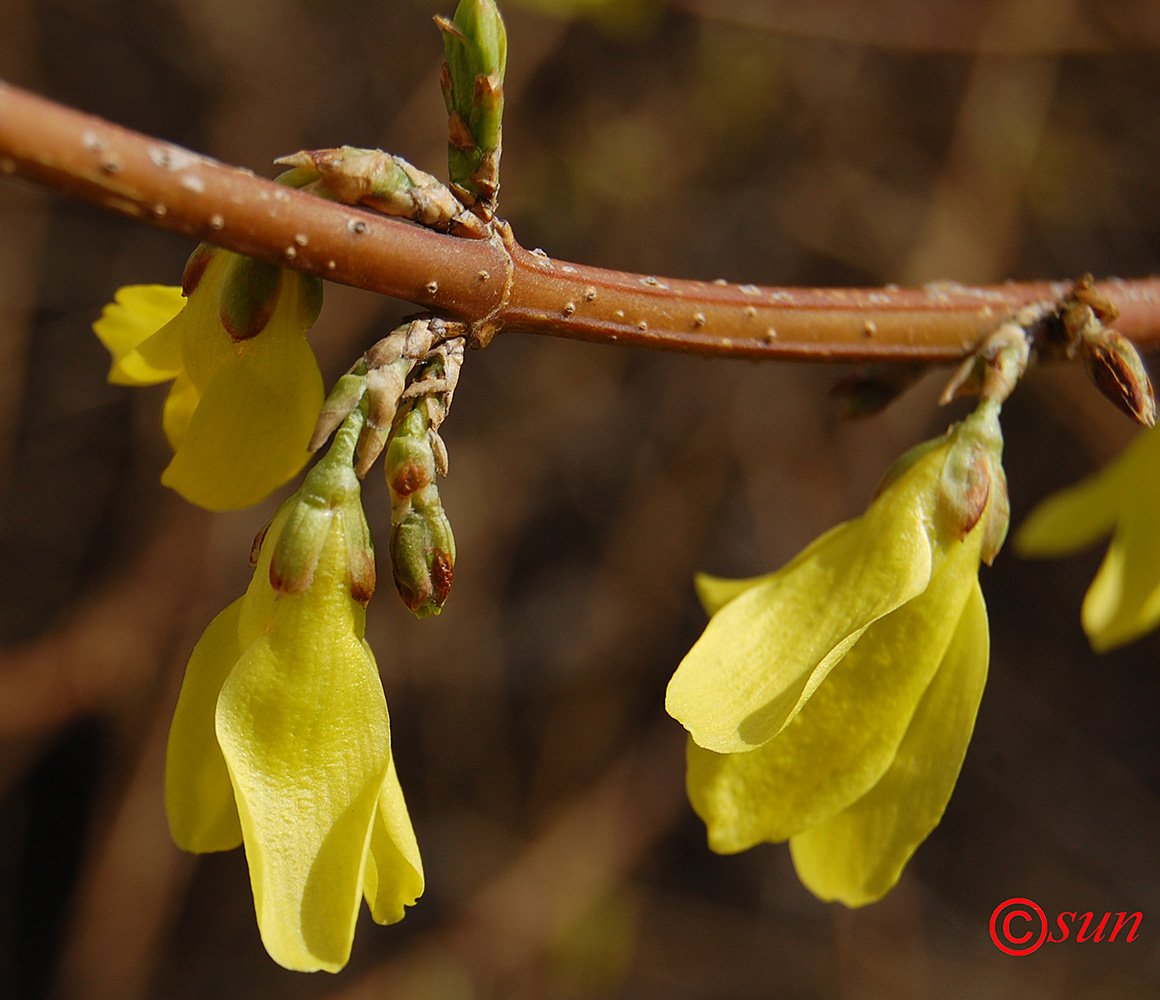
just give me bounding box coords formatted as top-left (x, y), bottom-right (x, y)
top-left (2, 0), bottom-right (1160, 997)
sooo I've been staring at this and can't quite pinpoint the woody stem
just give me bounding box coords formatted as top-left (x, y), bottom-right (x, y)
top-left (4, 80), bottom-right (1160, 362)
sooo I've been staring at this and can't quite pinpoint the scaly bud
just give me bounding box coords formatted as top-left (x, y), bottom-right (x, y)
top-left (275, 147), bottom-right (463, 228)
top-left (1077, 327), bottom-right (1156, 428)
top-left (1060, 275), bottom-right (1156, 427)
top-left (356, 362), bottom-right (410, 477)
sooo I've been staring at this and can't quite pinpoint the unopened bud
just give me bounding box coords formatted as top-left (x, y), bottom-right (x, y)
top-left (385, 409), bottom-right (436, 501)
top-left (390, 499), bottom-right (455, 618)
top-left (1078, 327), bottom-right (1156, 428)
top-left (437, 0), bottom-right (507, 206)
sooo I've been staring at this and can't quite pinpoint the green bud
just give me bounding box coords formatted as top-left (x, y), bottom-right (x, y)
top-left (219, 255), bottom-right (282, 342)
top-left (385, 409), bottom-right (437, 499)
top-left (437, 0), bottom-right (507, 206)
top-left (389, 499), bottom-right (456, 618)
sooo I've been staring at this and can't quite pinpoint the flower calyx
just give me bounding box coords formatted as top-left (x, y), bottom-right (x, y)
top-left (266, 403), bottom-right (376, 605)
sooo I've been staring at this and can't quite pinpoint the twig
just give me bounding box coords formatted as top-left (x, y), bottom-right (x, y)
top-left (4, 80), bottom-right (1160, 362)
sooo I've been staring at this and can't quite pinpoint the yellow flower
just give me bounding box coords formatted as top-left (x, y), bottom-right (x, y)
top-left (1017, 423), bottom-right (1160, 651)
top-left (666, 405), bottom-right (1004, 907)
top-left (164, 453), bottom-right (422, 972)
top-left (93, 247), bottom-right (324, 511)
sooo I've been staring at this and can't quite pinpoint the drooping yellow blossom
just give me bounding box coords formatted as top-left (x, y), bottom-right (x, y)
top-left (165, 410), bottom-right (422, 973)
top-left (1017, 423), bottom-right (1160, 651)
top-left (666, 403), bottom-right (1005, 907)
top-left (93, 246), bottom-right (324, 511)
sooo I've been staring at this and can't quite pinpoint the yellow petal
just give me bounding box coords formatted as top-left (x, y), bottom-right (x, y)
top-left (165, 598), bottom-right (244, 853)
top-left (94, 284), bottom-right (186, 385)
top-left (176, 251), bottom-right (236, 392)
top-left (667, 451), bottom-right (945, 754)
top-left (693, 522), bottom-right (852, 617)
top-left (215, 538), bottom-right (390, 973)
top-left (1082, 470), bottom-right (1160, 650)
top-left (363, 745), bottom-right (425, 925)
top-left (694, 572), bottom-right (767, 618)
top-left (686, 522), bottom-right (983, 850)
top-left (1015, 464), bottom-right (1121, 558)
top-left (788, 580), bottom-right (989, 906)
top-left (161, 315), bottom-right (323, 511)
top-left (161, 372), bottom-right (200, 451)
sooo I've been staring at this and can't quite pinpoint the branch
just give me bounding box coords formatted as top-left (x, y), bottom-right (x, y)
top-left (4, 80), bottom-right (1160, 363)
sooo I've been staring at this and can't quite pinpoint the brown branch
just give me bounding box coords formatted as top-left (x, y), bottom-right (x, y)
top-left (4, 80), bottom-right (1160, 362)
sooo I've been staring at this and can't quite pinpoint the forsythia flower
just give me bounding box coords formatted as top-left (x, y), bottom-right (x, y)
top-left (93, 246), bottom-right (324, 511)
top-left (1017, 423), bottom-right (1160, 651)
top-left (165, 421), bottom-right (422, 973)
top-left (666, 403), bottom-right (1007, 907)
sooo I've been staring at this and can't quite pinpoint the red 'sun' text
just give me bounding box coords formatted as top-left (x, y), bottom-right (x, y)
top-left (989, 898), bottom-right (1142, 955)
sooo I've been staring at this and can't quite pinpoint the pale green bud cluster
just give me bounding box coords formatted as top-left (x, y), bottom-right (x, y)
top-left (385, 344), bottom-right (462, 617)
top-left (275, 147), bottom-right (463, 228)
top-left (309, 319), bottom-right (464, 617)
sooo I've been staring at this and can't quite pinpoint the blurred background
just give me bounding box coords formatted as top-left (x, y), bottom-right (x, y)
top-left (2, 0), bottom-right (1160, 996)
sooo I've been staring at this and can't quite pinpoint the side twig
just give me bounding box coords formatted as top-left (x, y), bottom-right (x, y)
top-left (4, 81), bottom-right (1160, 362)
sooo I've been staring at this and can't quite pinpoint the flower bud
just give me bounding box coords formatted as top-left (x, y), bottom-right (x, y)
top-left (385, 410), bottom-right (436, 501)
top-left (1078, 327), bottom-right (1157, 428)
top-left (389, 499), bottom-right (455, 618)
top-left (437, 0), bottom-right (507, 206)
